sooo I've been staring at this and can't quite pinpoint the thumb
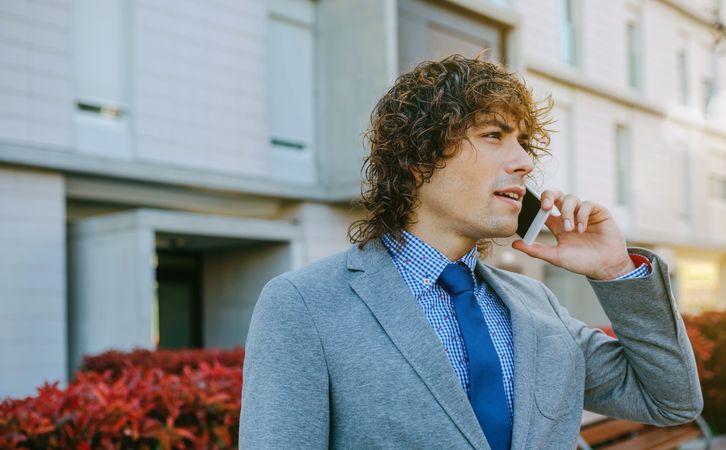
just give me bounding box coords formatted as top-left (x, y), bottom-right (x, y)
top-left (511, 240), bottom-right (559, 265)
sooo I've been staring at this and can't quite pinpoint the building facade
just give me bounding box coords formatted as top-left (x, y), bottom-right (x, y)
top-left (1, 0), bottom-right (725, 398)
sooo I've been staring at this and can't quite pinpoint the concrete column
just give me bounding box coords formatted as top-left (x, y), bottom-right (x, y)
top-left (203, 242), bottom-right (293, 348)
top-left (69, 215), bottom-right (156, 371)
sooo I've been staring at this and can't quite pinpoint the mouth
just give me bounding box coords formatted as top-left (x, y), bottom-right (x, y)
top-left (494, 194), bottom-right (523, 209)
top-left (493, 186), bottom-right (525, 209)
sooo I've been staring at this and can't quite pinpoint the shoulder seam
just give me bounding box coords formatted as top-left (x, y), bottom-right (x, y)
top-left (277, 275), bottom-right (331, 373)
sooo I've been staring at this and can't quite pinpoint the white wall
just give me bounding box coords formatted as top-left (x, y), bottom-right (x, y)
top-left (581, 0), bottom-right (627, 89)
top-left (0, 167), bottom-right (66, 398)
top-left (0, 0), bottom-right (74, 148)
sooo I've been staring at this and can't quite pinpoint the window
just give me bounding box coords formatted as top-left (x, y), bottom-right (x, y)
top-left (397, 0), bottom-right (503, 74)
top-left (614, 125), bottom-right (631, 207)
top-left (561, 0), bottom-right (579, 66)
top-left (704, 47), bottom-right (719, 115)
top-left (268, 10), bottom-right (314, 152)
top-left (427, 23), bottom-right (493, 62)
top-left (626, 22), bottom-right (641, 90)
top-left (703, 78), bottom-right (715, 114)
top-left (677, 49), bottom-right (690, 105)
top-left (267, 0), bottom-right (316, 184)
top-left (73, 0), bottom-right (131, 158)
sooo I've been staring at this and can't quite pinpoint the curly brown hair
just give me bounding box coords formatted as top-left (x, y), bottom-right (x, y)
top-left (348, 54), bottom-right (554, 254)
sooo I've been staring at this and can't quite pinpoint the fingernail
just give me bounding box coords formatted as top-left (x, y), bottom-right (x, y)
top-left (543, 199), bottom-right (551, 208)
top-left (564, 219), bottom-right (572, 230)
top-left (578, 223), bottom-right (584, 233)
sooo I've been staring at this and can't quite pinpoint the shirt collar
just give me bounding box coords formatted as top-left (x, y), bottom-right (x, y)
top-left (382, 231), bottom-right (479, 297)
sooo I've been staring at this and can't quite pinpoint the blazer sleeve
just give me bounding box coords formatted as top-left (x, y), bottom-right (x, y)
top-left (542, 247), bottom-right (703, 426)
top-left (238, 276), bottom-right (330, 449)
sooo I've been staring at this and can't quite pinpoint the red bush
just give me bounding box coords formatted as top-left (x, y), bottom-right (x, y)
top-left (684, 312), bottom-right (726, 434)
top-left (0, 350), bottom-right (243, 449)
top-left (80, 347), bottom-right (245, 379)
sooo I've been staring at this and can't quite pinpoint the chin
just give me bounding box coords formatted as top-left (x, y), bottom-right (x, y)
top-left (473, 225), bottom-right (517, 240)
top-left (485, 221), bottom-right (518, 238)
top-left (491, 230), bottom-right (517, 239)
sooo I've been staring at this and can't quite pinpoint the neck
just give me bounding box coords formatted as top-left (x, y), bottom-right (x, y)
top-left (405, 223), bottom-right (476, 261)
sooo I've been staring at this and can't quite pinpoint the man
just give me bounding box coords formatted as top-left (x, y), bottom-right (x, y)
top-left (238, 55), bottom-right (702, 449)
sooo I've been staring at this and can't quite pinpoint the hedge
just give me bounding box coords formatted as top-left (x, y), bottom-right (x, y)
top-left (684, 312), bottom-right (726, 434)
top-left (0, 350), bottom-right (243, 449)
top-left (79, 347), bottom-right (245, 378)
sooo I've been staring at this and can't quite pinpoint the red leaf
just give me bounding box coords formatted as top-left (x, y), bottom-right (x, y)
top-left (157, 428), bottom-right (171, 450)
top-left (213, 426), bottom-right (232, 446)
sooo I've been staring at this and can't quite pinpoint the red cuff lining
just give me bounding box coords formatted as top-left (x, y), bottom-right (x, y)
top-left (628, 253), bottom-right (652, 271)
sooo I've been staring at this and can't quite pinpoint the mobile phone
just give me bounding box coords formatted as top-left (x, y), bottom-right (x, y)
top-left (516, 186), bottom-right (558, 245)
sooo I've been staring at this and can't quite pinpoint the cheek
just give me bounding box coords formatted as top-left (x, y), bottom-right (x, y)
top-left (423, 156), bottom-right (495, 208)
top-left (446, 179), bottom-right (492, 213)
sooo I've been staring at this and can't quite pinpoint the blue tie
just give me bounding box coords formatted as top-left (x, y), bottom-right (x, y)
top-left (438, 263), bottom-right (512, 450)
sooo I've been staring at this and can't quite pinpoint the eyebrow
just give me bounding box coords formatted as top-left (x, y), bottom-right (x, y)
top-left (478, 119), bottom-right (530, 140)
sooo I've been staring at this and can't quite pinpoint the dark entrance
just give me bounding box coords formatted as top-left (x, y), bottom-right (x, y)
top-left (155, 251), bottom-right (203, 349)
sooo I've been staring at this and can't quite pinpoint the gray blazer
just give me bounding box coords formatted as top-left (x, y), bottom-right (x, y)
top-left (238, 240), bottom-right (702, 449)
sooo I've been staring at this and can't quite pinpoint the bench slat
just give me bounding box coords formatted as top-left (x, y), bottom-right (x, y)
top-left (598, 424), bottom-right (702, 450)
top-left (580, 418), bottom-right (645, 444)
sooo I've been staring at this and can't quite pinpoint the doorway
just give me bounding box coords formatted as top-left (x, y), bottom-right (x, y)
top-left (155, 250), bottom-right (203, 349)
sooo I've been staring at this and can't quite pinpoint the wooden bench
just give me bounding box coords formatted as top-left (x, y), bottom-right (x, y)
top-left (578, 410), bottom-right (712, 450)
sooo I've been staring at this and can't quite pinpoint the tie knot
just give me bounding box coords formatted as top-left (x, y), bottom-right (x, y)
top-left (438, 263), bottom-right (475, 296)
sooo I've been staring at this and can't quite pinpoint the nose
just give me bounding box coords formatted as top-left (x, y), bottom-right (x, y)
top-left (505, 142), bottom-right (534, 176)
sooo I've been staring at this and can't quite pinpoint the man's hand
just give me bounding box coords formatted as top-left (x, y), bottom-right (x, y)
top-left (511, 190), bottom-right (636, 280)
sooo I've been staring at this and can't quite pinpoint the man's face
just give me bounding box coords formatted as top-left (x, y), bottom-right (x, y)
top-left (411, 111), bottom-right (535, 243)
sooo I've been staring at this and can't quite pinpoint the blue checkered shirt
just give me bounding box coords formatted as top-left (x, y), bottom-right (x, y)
top-left (382, 231), bottom-right (651, 421)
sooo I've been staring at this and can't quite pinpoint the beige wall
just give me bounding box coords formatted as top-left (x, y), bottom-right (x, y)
top-left (675, 247), bottom-right (726, 313)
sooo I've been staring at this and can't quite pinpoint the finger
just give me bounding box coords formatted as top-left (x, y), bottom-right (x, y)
top-left (575, 201), bottom-right (595, 233)
top-left (556, 194), bottom-right (580, 232)
top-left (512, 240), bottom-right (559, 265)
top-left (539, 189), bottom-right (563, 212)
top-left (544, 211), bottom-right (565, 235)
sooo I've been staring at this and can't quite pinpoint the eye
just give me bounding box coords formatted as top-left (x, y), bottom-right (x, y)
top-left (482, 131), bottom-right (501, 140)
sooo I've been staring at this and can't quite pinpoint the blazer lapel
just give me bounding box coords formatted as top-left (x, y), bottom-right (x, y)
top-left (477, 262), bottom-right (536, 450)
top-left (348, 241), bottom-right (489, 450)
